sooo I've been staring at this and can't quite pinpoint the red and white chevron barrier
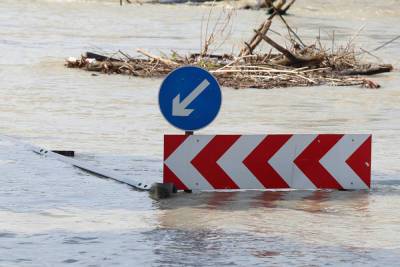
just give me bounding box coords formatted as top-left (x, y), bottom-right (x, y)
top-left (163, 134), bottom-right (372, 191)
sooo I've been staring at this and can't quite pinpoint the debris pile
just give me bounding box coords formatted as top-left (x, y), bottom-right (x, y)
top-left (66, 4), bottom-right (393, 89)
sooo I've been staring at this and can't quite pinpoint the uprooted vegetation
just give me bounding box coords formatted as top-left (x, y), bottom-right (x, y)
top-left (66, 3), bottom-right (393, 89)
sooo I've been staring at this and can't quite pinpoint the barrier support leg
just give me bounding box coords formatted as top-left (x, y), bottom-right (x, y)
top-left (149, 182), bottom-right (177, 199)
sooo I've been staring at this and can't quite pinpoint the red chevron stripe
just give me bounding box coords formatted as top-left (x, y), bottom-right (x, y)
top-left (164, 135), bottom-right (189, 160)
top-left (294, 134), bottom-right (343, 189)
top-left (346, 135), bottom-right (372, 187)
top-left (164, 164), bottom-right (189, 190)
top-left (191, 135), bottom-right (240, 189)
top-left (243, 135), bottom-right (291, 188)
top-left (163, 135), bottom-right (189, 190)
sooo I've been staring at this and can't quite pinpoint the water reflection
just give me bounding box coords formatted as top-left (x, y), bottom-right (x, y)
top-left (156, 190), bottom-right (371, 214)
top-left (146, 190), bottom-right (388, 266)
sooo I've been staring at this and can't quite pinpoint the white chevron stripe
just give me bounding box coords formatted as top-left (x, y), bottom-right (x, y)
top-left (269, 135), bottom-right (317, 189)
top-left (217, 135), bottom-right (266, 189)
top-left (320, 134), bottom-right (369, 189)
top-left (164, 135), bottom-right (214, 190)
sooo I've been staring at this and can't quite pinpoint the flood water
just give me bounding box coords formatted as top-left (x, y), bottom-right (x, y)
top-left (1, 0), bottom-right (400, 266)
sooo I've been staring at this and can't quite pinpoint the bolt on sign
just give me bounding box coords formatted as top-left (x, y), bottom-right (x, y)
top-left (163, 134), bottom-right (372, 191)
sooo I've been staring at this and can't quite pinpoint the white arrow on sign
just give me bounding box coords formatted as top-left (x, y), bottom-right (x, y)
top-left (172, 79), bottom-right (210, 117)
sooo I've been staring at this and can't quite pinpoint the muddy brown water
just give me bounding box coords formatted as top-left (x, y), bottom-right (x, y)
top-left (0, 0), bottom-right (400, 266)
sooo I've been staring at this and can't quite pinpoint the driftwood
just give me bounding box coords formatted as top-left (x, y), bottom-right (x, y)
top-left (239, 20), bottom-right (272, 57)
top-left (239, 1), bottom-right (294, 56)
top-left (243, 0), bottom-right (296, 12)
top-left (136, 48), bottom-right (179, 67)
top-left (281, 0), bottom-right (296, 13)
top-left (255, 31), bottom-right (323, 67)
top-left (85, 52), bottom-right (121, 62)
top-left (339, 64), bottom-right (393, 76)
top-left (86, 61), bottom-right (127, 72)
top-left (120, 0), bottom-right (132, 5)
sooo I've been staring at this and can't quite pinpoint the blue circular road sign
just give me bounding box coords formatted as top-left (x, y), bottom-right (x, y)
top-left (159, 66), bottom-right (222, 131)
